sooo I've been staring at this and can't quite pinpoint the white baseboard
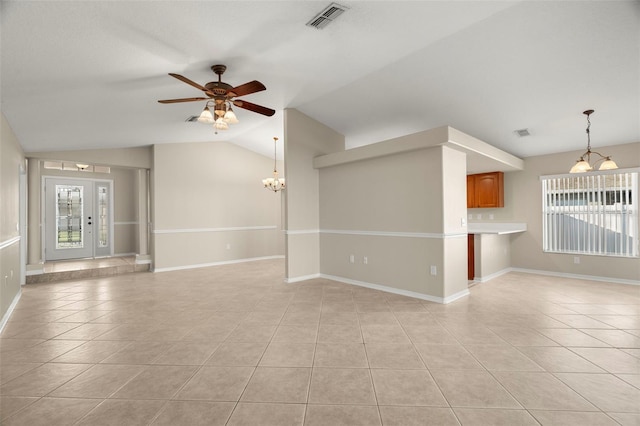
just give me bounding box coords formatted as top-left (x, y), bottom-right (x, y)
top-left (319, 273), bottom-right (469, 304)
top-left (474, 268), bottom-right (512, 283)
top-left (285, 273), bottom-right (321, 283)
top-left (510, 267), bottom-right (640, 286)
top-left (0, 289), bottom-right (22, 334)
top-left (153, 255), bottom-right (285, 273)
top-left (442, 288), bottom-right (471, 304)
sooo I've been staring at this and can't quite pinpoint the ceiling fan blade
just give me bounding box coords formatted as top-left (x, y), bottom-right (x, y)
top-left (233, 99), bottom-right (275, 117)
top-left (158, 97), bottom-right (208, 104)
top-left (168, 73), bottom-right (214, 96)
top-left (227, 80), bottom-right (266, 97)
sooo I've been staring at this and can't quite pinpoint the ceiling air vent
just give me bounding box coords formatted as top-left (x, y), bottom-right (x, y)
top-left (185, 116), bottom-right (199, 122)
top-left (306, 3), bottom-right (349, 29)
top-left (514, 128), bottom-right (530, 137)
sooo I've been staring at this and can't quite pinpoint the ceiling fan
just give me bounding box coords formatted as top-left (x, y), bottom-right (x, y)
top-left (158, 64), bottom-right (275, 130)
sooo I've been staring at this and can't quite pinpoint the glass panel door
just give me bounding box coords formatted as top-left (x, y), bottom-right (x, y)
top-left (45, 178), bottom-right (114, 261)
top-left (56, 185), bottom-right (84, 249)
top-left (45, 178), bottom-right (93, 260)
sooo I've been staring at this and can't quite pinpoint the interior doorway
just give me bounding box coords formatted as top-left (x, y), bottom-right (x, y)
top-left (43, 177), bottom-right (114, 261)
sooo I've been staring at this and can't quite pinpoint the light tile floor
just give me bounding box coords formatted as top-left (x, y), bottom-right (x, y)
top-left (1, 259), bottom-right (639, 425)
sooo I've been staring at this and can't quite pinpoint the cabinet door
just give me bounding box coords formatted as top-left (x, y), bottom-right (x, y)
top-left (475, 172), bottom-right (504, 208)
top-left (466, 175), bottom-right (475, 208)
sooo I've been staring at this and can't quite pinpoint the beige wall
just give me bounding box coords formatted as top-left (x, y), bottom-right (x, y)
top-left (283, 109), bottom-right (344, 280)
top-left (473, 234), bottom-right (511, 281)
top-left (152, 141), bottom-right (284, 271)
top-left (475, 142), bottom-right (640, 282)
top-left (1, 113), bottom-right (25, 324)
top-left (319, 144), bottom-right (469, 301)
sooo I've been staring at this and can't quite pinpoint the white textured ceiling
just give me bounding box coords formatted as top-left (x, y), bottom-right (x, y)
top-left (1, 1), bottom-right (639, 161)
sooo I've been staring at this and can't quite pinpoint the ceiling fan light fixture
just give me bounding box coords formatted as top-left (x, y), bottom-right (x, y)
top-left (214, 101), bottom-right (227, 117)
top-left (213, 117), bottom-right (229, 131)
top-left (197, 105), bottom-right (215, 124)
top-left (224, 106), bottom-right (239, 124)
top-left (159, 64), bottom-right (276, 131)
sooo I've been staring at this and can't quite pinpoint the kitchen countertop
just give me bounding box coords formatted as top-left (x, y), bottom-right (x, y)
top-left (467, 222), bottom-right (527, 235)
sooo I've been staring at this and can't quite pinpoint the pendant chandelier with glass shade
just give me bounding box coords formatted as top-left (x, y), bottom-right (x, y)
top-left (197, 100), bottom-right (239, 131)
top-left (262, 137), bottom-right (285, 192)
top-left (569, 109), bottom-right (618, 173)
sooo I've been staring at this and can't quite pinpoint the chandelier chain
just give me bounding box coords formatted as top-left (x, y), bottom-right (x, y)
top-left (585, 112), bottom-right (591, 151)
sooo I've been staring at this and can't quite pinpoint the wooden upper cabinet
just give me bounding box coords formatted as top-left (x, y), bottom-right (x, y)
top-left (467, 171), bottom-right (504, 208)
top-left (466, 175), bottom-right (476, 208)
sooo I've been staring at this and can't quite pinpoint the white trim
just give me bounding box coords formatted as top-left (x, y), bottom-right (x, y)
top-left (19, 167), bottom-right (27, 285)
top-left (510, 267), bottom-right (640, 286)
top-left (153, 255), bottom-right (285, 273)
top-left (442, 288), bottom-right (472, 304)
top-left (153, 225), bottom-right (277, 234)
top-left (319, 273), bottom-right (470, 304)
top-left (320, 229), bottom-right (467, 239)
top-left (0, 236), bottom-right (20, 251)
top-left (474, 267), bottom-right (512, 283)
top-left (114, 221), bottom-right (138, 226)
top-left (0, 289), bottom-right (22, 334)
top-left (285, 230), bottom-right (320, 235)
top-left (285, 273), bottom-right (321, 283)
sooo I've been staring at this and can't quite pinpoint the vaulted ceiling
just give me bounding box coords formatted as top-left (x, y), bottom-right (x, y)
top-left (2, 1), bottom-right (638, 160)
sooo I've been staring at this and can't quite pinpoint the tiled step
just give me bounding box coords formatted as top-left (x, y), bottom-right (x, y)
top-left (26, 257), bottom-right (150, 284)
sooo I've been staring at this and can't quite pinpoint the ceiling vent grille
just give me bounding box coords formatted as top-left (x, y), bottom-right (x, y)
top-left (306, 3), bottom-right (349, 29)
top-left (185, 116), bottom-right (199, 122)
top-left (514, 128), bottom-right (530, 137)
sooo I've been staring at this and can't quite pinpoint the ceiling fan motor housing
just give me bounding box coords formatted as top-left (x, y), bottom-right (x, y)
top-left (205, 81), bottom-right (233, 97)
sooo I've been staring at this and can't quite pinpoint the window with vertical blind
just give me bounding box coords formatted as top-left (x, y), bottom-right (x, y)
top-left (541, 169), bottom-right (638, 258)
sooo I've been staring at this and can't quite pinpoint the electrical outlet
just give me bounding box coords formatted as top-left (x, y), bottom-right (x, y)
top-left (363, 256), bottom-right (368, 264)
top-left (430, 265), bottom-right (437, 276)
top-left (489, 214), bottom-right (494, 220)
top-left (461, 217), bottom-right (467, 226)
top-left (226, 243), bottom-right (231, 250)
top-left (349, 254), bottom-right (355, 264)
top-left (476, 214), bottom-right (482, 220)
top-left (468, 214), bottom-right (473, 220)
top-left (574, 256), bottom-right (580, 264)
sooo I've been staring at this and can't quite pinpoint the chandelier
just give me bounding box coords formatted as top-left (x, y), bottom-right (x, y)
top-left (569, 109), bottom-right (618, 173)
top-left (197, 100), bottom-right (239, 131)
top-left (262, 137), bottom-right (285, 192)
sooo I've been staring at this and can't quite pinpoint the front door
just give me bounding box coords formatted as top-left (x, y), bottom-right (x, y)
top-left (44, 178), bottom-right (113, 261)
